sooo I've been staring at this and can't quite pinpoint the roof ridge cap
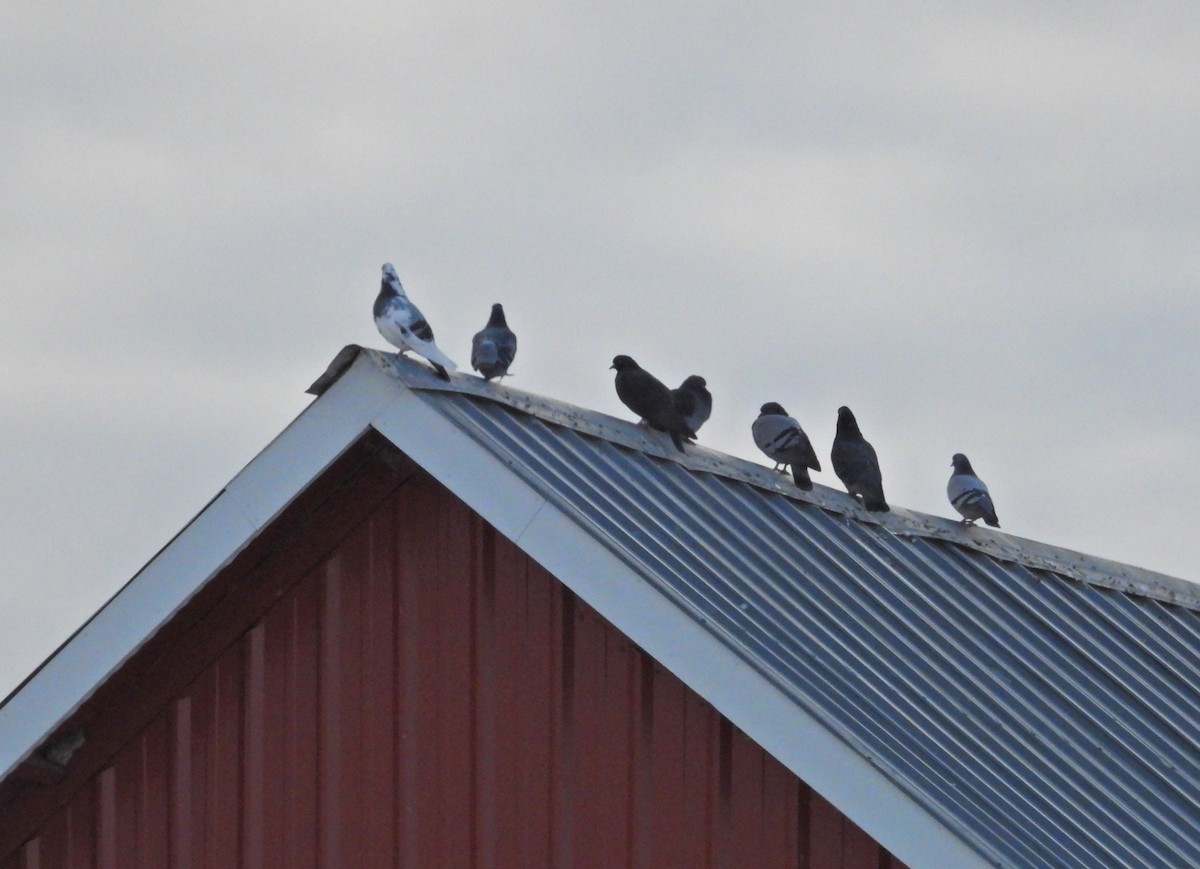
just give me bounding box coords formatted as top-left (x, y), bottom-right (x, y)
top-left (326, 346), bottom-right (1200, 610)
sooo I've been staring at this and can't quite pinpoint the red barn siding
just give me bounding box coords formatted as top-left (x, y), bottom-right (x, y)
top-left (3, 465), bottom-right (908, 868)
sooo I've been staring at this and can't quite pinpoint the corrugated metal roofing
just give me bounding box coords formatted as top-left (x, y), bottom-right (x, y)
top-left (359, 350), bottom-right (1200, 869)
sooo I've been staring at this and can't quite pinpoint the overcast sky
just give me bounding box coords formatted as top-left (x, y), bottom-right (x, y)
top-left (3, 4), bottom-right (1198, 698)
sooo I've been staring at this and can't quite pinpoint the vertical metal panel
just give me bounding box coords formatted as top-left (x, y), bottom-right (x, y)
top-left (361, 501), bottom-right (398, 868)
top-left (64, 771), bottom-right (93, 869)
top-left (9, 471), bottom-right (904, 868)
top-left (137, 717), bottom-right (169, 869)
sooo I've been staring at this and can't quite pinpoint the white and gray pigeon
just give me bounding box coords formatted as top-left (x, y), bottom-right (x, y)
top-left (752, 402), bottom-right (821, 491)
top-left (373, 263), bottom-right (457, 380)
top-left (947, 453), bottom-right (1000, 527)
top-left (671, 375), bottom-right (712, 437)
top-left (471, 303), bottom-right (517, 381)
top-left (830, 406), bottom-right (889, 512)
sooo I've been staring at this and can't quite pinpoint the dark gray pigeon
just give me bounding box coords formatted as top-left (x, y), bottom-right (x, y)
top-left (672, 375), bottom-right (712, 437)
top-left (374, 263), bottom-right (456, 380)
top-left (611, 355), bottom-right (695, 452)
top-left (830, 406), bottom-right (889, 512)
top-left (947, 453), bottom-right (1000, 527)
top-left (471, 303), bottom-right (517, 381)
top-left (752, 402), bottom-right (821, 491)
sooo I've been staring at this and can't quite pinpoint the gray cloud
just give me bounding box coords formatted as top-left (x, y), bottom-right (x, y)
top-left (3, 2), bottom-right (1197, 696)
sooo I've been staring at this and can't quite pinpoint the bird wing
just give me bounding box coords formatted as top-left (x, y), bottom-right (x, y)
top-left (618, 370), bottom-right (694, 439)
top-left (616, 370), bottom-right (669, 420)
top-left (471, 332), bottom-right (499, 370)
top-left (672, 387), bottom-right (697, 419)
top-left (795, 429), bottom-right (821, 471)
top-left (754, 415), bottom-right (821, 470)
top-left (492, 327), bottom-right (517, 369)
top-left (376, 296), bottom-right (457, 370)
top-left (832, 438), bottom-right (881, 486)
top-left (948, 474), bottom-right (995, 514)
top-left (753, 414), bottom-right (797, 458)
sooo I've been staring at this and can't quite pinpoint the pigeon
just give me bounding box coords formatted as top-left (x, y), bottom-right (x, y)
top-left (611, 355), bottom-right (696, 452)
top-left (830, 406), bottom-right (889, 512)
top-left (752, 403), bottom-right (821, 491)
top-left (471, 303), bottom-right (517, 381)
top-left (672, 375), bottom-right (712, 437)
top-left (947, 453), bottom-right (1000, 527)
top-left (373, 263), bottom-right (457, 380)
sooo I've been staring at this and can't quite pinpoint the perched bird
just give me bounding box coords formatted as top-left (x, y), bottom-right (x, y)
top-left (752, 403), bottom-right (821, 491)
top-left (373, 263), bottom-right (457, 380)
top-left (672, 375), bottom-right (712, 437)
top-left (830, 406), bottom-right (889, 512)
top-left (947, 453), bottom-right (1000, 527)
top-left (471, 303), bottom-right (517, 381)
top-left (611, 355), bottom-right (695, 452)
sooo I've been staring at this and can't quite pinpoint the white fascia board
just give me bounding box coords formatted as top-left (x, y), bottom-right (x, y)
top-left (0, 352), bottom-right (396, 782)
top-left (370, 385), bottom-right (990, 869)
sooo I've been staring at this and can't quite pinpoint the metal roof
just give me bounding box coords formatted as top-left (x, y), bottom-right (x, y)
top-left (343, 348), bottom-right (1200, 869)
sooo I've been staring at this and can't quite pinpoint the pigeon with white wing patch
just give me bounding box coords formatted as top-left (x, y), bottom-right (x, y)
top-left (947, 453), bottom-right (1000, 527)
top-left (752, 402), bottom-right (821, 491)
top-left (672, 375), bottom-right (712, 437)
top-left (471, 303), bottom-right (517, 381)
top-left (830, 406), bottom-right (889, 512)
top-left (374, 263), bottom-right (457, 380)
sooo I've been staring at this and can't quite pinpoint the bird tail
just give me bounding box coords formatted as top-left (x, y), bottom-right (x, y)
top-left (864, 492), bottom-right (890, 512)
top-left (985, 513), bottom-right (1000, 527)
top-left (671, 417), bottom-right (697, 446)
top-left (422, 343), bottom-right (458, 373)
top-left (791, 466), bottom-right (813, 491)
top-left (432, 363), bottom-right (451, 381)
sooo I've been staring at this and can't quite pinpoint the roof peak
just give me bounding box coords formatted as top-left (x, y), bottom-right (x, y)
top-left (311, 345), bottom-right (1200, 611)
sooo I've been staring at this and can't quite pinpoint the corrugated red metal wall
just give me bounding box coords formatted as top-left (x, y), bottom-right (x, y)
top-left (3, 471), bottom-right (907, 868)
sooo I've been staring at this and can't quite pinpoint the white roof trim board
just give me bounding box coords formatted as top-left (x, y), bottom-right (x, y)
top-left (5, 346), bottom-right (1200, 869)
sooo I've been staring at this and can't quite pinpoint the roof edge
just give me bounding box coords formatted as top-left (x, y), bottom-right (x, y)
top-left (0, 352), bottom-right (405, 784)
top-left (315, 345), bottom-right (1200, 611)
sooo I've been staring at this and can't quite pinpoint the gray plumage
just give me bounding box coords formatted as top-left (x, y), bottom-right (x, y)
top-left (373, 263), bottom-right (456, 380)
top-left (672, 375), bottom-right (712, 437)
top-left (830, 406), bottom-right (889, 512)
top-left (947, 453), bottom-right (1000, 527)
top-left (611, 355), bottom-right (695, 453)
top-left (471, 303), bottom-right (517, 381)
top-left (752, 402), bottom-right (821, 491)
